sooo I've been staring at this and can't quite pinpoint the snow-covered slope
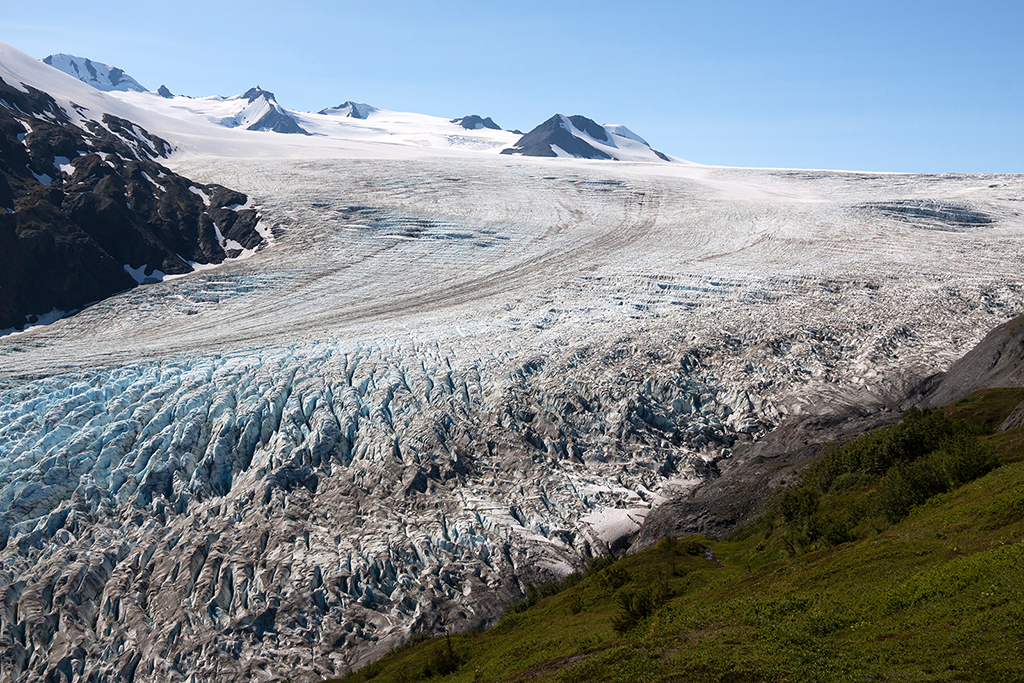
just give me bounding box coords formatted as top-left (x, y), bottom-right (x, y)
top-left (42, 53), bottom-right (147, 92)
top-left (214, 86), bottom-right (310, 134)
top-left (299, 104), bottom-right (521, 151)
top-left (19, 48), bottom-right (683, 167)
top-left (501, 114), bottom-right (673, 162)
top-left (111, 87), bottom-right (524, 154)
top-left (31, 52), bottom-right (676, 163)
top-left (0, 42), bottom-right (264, 156)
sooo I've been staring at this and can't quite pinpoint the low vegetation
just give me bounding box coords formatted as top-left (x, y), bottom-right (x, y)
top-left (327, 388), bottom-right (1024, 682)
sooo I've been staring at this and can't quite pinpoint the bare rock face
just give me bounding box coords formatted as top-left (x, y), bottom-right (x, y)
top-left (501, 114), bottom-right (612, 160)
top-left (922, 314), bottom-right (1024, 407)
top-left (318, 101), bottom-right (376, 119)
top-left (0, 75), bottom-right (266, 331)
top-left (450, 115), bottom-right (501, 131)
top-left (237, 88), bottom-right (310, 135)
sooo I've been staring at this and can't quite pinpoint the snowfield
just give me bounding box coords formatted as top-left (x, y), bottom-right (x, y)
top-left (2, 40), bottom-right (1024, 683)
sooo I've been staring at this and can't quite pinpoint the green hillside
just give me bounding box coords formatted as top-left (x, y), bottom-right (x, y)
top-left (327, 388), bottom-right (1024, 683)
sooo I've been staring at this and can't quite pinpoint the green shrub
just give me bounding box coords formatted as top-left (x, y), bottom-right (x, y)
top-left (586, 555), bottom-right (616, 575)
top-left (670, 536), bottom-right (710, 556)
top-left (821, 520), bottom-right (854, 546)
top-left (933, 434), bottom-right (996, 486)
top-left (422, 633), bottom-right (460, 678)
top-left (982, 486), bottom-right (1024, 529)
top-left (802, 407), bottom-right (964, 494)
top-left (876, 436), bottom-right (995, 523)
top-left (598, 565), bottom-right (632, 591)
top-left (780, 486), bottom-right (819, 523)
top-left (769, 407), bottom-right (996, 543)
top-left (611, 587), bottom-right (660, 634)
top-left (565, 591), bottom-right (585, 615)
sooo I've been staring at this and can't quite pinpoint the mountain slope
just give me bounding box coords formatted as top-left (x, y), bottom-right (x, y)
top-left (0, 42), bottom-right (267, 332)
top-left (923, 316), bottom-right (1024, 407)
top-left (42, 53), bottom-right (147, 92)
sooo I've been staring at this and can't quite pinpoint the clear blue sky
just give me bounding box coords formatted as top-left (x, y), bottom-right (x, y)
top-left (3, 1), bottom-right (1021, 172)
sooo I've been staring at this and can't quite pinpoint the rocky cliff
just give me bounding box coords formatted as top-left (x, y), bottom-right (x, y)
top-left (0, 75), bottom-right (267, 332)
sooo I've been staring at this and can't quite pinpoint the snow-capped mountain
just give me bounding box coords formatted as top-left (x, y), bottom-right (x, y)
top-left (318, 100), bottom-right (377, 119)
top-left (451, 114), bottom-right (501, 130)
top-left (219, 86), bottom-right (310, 134)
top-left (501, 114), bottom-right (673, 161)
top-left (42, 53), bottom-right (147, 92)
top-left (111, 85), bottom-right (525, 153)
top-left (38, 53), bottom-right (674, 163)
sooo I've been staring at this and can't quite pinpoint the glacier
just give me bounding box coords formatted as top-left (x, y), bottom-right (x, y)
top-left (2, 34), bottom-right (1023, 683)
top-left (2, 151), bottom-right (1023, 682)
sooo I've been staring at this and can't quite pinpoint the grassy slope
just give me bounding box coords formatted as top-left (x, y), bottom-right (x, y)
top-left (328, 389), bottom-right (1024, 683)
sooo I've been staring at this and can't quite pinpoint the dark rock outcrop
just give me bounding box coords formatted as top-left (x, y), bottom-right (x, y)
top-left (0, 75), bottom-right (266, 331)
top-left (565, 115), bottom-right (609, 143)
top-left (247, 107), bottom-right (309, 135)
top-left (450, 115), bottom-right (501, 131)
top-left (157, 84), bottom-right (174, 98)
top-left (502, 114), bottom-right (673, 161)
top-left (998, 401), bottom-right (1024, 431)
top-left (242, 86), bottom-right (273, 103)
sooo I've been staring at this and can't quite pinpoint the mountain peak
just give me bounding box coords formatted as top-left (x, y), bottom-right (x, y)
top-left (451, 114), bottom-right (501, 131)
top-left (242, 86), bottom-right (276, 103)
top-left (318, 101), bottom-right (377, 119)
top-left (501, 114), bottom-right (671, 162)
top-left (501, 114), bottom-right (611, 160)
top-left (42, 53), bottom-right (147, 92)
